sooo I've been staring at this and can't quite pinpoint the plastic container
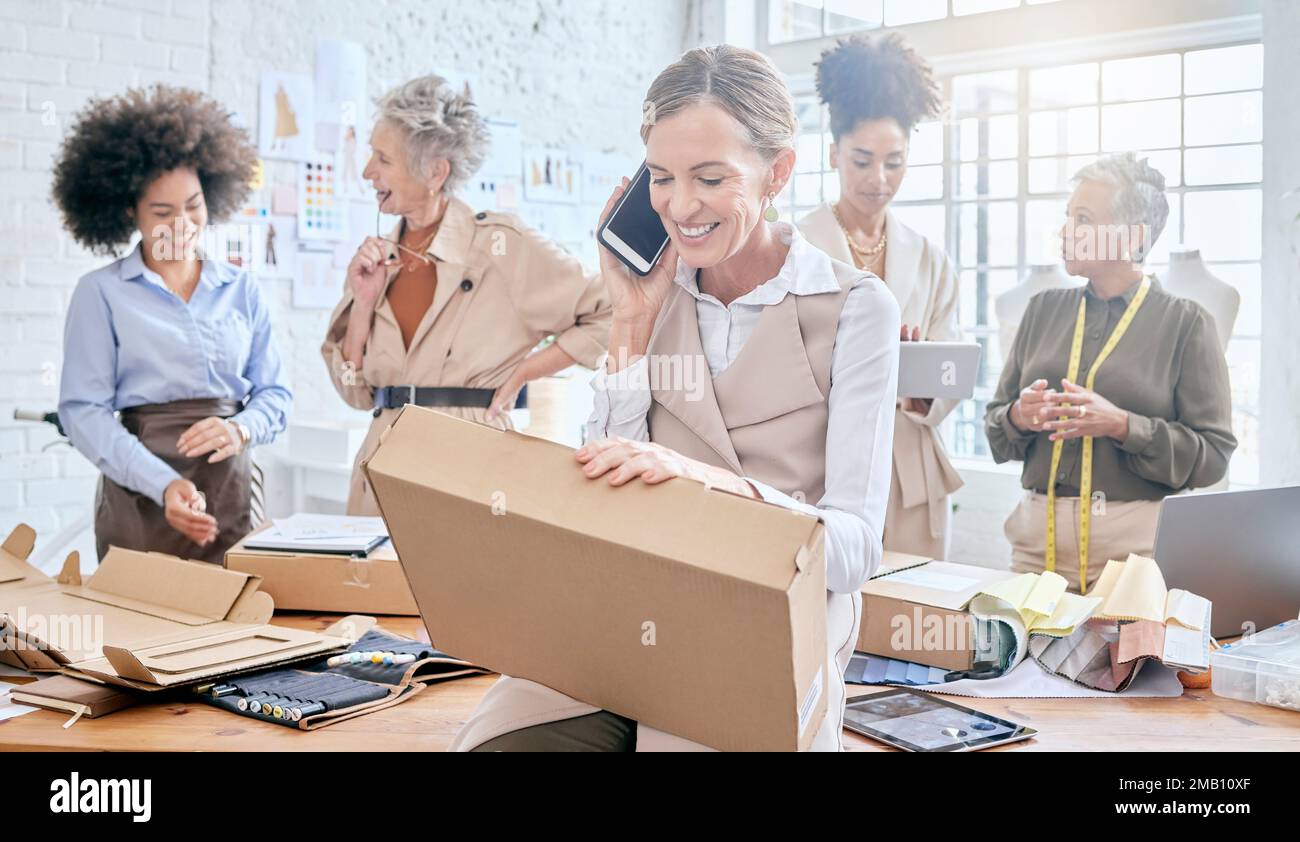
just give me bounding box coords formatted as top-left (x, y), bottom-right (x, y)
top-left (1210, 619), bottom-right (1300, 712)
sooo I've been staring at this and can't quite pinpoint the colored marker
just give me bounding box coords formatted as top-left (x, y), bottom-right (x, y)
top-left (292, 702), bottom-right (327, 720)
top-left (326, 650), bottom-right (418, 668)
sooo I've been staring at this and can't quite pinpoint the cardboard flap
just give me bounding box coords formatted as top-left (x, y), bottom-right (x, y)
top-left (2, 523), bottom-right (35, 562)
top-left (100, 625), bottom-right (328, 680)
top-left (2, 637), bottom-right (68, 671)
top-left (793, 523), bottom-right (825, 574)
top-left (84, 546), bottom-right (260, 624)
top-left (225, 587), bottom-right (275, 624)
top-left (60, 586), bottom-right (227, 627)
top-left (0, 612), bottom-right (71, 670)
top-left (0, 523), bottom-right (43, 586)
top-left (57, 551), bottom-right (81, 586)
top-left (322, 614), bottom-right (378, 640)
top-left (366, 408), bottom-right (819, 590)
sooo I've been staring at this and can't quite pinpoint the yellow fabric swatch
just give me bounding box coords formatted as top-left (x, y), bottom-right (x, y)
top-left (1087, 554), bottom-right (1205, 630)
top-left (977, 571), bottom-right (1101, 637)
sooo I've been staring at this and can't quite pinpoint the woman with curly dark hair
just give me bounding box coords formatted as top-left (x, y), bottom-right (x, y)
top-left (799, 33), bottom-right (963, 561)
top-left (52, 85), bottom-right (292, 564)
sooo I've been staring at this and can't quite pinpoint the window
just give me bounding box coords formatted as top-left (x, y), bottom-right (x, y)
top-left (767, 0), bottom-right (1064, 44)
top-left (781, 42), bottom-right (1263, 486)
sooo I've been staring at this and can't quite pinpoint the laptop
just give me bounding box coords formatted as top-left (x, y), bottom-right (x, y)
top-left (1152, 485), bottom-right (1300, 639)
top-left (897, 341), bottom-right (982, 400)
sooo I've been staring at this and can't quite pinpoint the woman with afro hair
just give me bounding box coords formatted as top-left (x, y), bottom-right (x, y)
top-left (799, 34), bottom-right (963, 561)
top-left (52, 85), bottom-right (291, 564)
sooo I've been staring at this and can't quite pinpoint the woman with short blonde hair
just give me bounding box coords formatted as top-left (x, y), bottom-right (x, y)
top-left (452, 46), bottom-right (901, 752)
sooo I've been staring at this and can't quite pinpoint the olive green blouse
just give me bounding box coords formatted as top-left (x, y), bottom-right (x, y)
top-left (984, 276), bottom-right (1237, 501)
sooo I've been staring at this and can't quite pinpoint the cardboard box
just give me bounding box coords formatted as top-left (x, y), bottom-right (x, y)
top-left (365, 407), bottom-right (828, 752)
top-left (226, 524), bottom-right (419, 616)
top-left (0, 524), bottom-right (362, 690)
top-left (858, 559), bottom-right (1015, 671)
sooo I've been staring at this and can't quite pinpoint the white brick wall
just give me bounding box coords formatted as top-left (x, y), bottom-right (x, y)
top-left (0, 0), bottom-right (691, 564)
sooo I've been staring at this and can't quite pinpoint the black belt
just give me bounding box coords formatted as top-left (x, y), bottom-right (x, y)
top-left (372, 385), bottom-right (528, 416)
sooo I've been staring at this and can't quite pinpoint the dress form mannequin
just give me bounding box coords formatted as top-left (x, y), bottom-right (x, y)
top-left (1162, 247), bottom-right (1239, 490)
top-left (1162, 247), bottom-right (1239, 352)
top-left (995, 262), bottom-right (1082, 362)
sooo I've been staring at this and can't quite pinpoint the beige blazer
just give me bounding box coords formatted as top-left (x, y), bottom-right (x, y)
top-left (450, 257), bottom-right (870, 752)
top-left (798, 205), bottom-right (963, 559)
top-left (321, 196), bottom-right (612, 514)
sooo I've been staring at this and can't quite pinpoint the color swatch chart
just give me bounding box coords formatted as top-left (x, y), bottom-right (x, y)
top-left (298, 158), bottom-right (345, 241)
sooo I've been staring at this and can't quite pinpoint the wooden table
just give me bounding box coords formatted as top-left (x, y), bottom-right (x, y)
top-left (3, 613), bottom-right (1298, 751)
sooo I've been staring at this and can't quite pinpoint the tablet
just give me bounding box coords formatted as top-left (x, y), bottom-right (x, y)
top-left (897, 341), bottom-right (981, 400)
top-left (843, 688), bottom-right (1036, 752)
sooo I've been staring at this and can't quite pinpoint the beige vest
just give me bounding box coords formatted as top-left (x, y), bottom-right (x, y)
top-left (646, 259), bottom-right (865, 752)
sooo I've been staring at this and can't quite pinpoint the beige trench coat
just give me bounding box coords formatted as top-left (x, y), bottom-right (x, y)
top-left (321, 196), bottom-right (612, 514)
top-left (798, 205), bottom-right (964, 559)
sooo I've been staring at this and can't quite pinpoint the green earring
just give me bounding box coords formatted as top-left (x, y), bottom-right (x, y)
top-left (763, 192), bottom-right (779, 223)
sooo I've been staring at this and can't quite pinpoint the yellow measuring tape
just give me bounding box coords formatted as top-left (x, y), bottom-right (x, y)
top-left (1045, 275), bottom-right (1151, 593)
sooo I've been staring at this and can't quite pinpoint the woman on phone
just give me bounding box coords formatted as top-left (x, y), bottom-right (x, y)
top-left (799, 34), bottom-right (963, 560)
top-left (451, 46), bottom-right (900, 752)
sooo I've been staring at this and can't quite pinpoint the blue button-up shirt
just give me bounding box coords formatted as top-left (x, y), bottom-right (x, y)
top-left (58, 244), bottom-right (292, 506)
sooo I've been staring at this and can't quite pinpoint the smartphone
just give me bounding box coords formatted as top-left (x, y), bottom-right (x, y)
top-left (598, 161), bottom-right (670, 276)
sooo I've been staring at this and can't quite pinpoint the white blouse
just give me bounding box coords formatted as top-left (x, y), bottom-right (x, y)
top-left (585, 222), bottom-right (900, 595)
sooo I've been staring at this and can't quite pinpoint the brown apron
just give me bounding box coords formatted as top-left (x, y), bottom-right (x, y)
top-left (94, 398), bottom-right (252, 565)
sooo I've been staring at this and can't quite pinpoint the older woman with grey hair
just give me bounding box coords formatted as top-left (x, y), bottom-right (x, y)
top-left (322, 75), bottom-right (613, 515)
top-left (985, 152), bottom-right (1236, 593)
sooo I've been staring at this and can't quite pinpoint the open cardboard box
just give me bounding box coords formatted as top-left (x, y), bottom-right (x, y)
top-left (226, 524), bottom-right (418, 616)
top-left (0, 524), bottom-right (365, 691)
top-left (859, 557), bottom-right (1015, 671)
top-left (365, 407), bottom-right (828, 752)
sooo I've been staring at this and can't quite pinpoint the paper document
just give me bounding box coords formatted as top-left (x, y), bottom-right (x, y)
top-left (243, 514), bottom-right (389, 554)
top-left (0, 680), bottom-right (38, 721)
top-left (882, 567), bottom-right (983, 593)
top-left (1162, 596), bottom-right (1213, 671)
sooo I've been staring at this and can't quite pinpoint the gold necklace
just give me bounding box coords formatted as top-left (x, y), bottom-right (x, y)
top-left (398, 222), bottom-right (438, 272)
top-left (831, 202), bottom-right (887, 259)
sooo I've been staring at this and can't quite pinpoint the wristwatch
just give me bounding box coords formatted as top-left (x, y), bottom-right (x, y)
top-left (232, 420), bottom-right (251, 451)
